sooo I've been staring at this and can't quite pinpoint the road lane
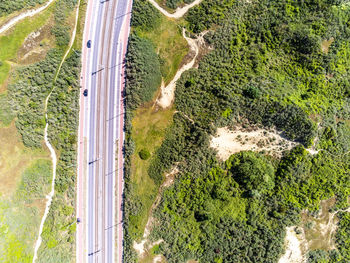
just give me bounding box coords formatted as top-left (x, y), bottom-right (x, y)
top-left (78, 0), bottom-right (132, 262)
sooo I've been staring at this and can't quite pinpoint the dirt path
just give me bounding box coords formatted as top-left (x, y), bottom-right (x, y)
top-left (147, 0), bottom-right (203, 19)
top-left (157, 29), bottom-right (204, 108)
top-left (0, 0), bottom-right (55, 35)
top-left (32, 1), bottom-right (81, 261)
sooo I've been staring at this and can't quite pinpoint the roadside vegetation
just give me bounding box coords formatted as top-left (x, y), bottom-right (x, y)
top-left (0, 0), bottom-right (83, 261)
top-left (125, 0), bottom-right (350, 262)
top-left (124, 0), bottom-right (189, 261)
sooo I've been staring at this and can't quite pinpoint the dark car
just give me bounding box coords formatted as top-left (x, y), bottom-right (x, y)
top-left (87, 40), bottom-right (91, 48)
top-left (77, 218), bottom-right (81, 224)
top-left (83, 89), bottom-right (88, 97)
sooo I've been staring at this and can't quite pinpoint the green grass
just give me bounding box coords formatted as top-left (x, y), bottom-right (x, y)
top-left (0, 159), bottom-right (52, 263)
top-left (72, 0), bottom-right (87, 51)
top-left (130, 106), bottom-right (174, 239)
top-left (0, 1), bottom-right (54, 85)
top-left (135, 15), bottom-right (188, 84)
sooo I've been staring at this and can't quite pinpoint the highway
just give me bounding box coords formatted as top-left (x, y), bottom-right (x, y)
top-left (76, 0), bottom-right (132, 262)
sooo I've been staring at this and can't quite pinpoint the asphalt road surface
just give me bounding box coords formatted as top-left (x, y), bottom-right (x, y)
top-left (76, 0), bottom-right (132, 262)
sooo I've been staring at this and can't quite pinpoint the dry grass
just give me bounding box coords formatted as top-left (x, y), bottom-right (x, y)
top-left (0, 122), bottom-right (49, 198)
top-left (130, 105), bottom-right (174, 238)
top-left (321, 37), bottom-right (334, 54)
top-left (17, 21), bottom-right (55, 64)
top-left (301, 198), bottom-right (339, 251)
top-left (279, 198), bottom-right (344, 263)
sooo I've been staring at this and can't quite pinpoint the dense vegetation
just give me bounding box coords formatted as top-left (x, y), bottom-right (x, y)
top-left (124, 0), bottom-right (350, 262)
top-left (8, 50), bottom-right (61, 147)
top-left (0, 0), bottom-right (47, 17)
top-left (125, 34), bottom-right (162, 110)
top-left (130, 0), bottom-right (160, 31)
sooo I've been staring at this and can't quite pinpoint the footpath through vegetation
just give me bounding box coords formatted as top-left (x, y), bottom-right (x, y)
top-left (32, 0), bottom-right (81, 261)
top-left (0, 0), bottom-right (85, 262)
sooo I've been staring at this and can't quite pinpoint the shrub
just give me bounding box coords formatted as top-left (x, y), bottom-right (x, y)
top-left (139, 148), bottom-right (151, 160)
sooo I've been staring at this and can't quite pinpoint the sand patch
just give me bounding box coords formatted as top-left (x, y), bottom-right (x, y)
top-left (210, 126), bottom-right (298, 160)
top-left (279, 227), bottom-right (307, 263)
top-left (321, 37), bottom-right (334, 54)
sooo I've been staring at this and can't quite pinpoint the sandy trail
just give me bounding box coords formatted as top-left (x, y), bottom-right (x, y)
top-left (133, 167), bottom-right (178, 256)
top-left (147, 0), bottom-right (203, 19)
top-left (32, 0), bottom-right (81, 261)
top-left (0, 0), bottom-right (55, 35)
top-left (157, 29), bottom-right (201, 108)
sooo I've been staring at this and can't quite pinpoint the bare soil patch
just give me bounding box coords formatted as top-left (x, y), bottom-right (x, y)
top-left (17, 22), bottom-right (54, 64)
top-left (148, 0), bottom-right (203, 19)
top-left (279, 226), bottom-right (307, 263)
top-left (210, 126), bottom-right (298, 160)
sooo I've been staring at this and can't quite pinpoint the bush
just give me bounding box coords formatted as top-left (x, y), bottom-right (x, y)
top-left (138, 148), bottom-right (151, 160)
top-left (125, 34), bottom-right (162, 109)
top-left (131, 0), bottom-right (161, 31)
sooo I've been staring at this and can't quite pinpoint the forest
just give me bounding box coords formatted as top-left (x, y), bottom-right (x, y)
top-left (0, 0), bottom-right (47, 16)
top-left (124, 0), bottom-right (350, 262)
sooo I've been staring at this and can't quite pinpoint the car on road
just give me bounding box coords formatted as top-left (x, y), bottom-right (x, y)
top-left (77, 218), bottom-right (81, 224)
top-left (87, 40), bottom-right (91, 48)
top-left (83, 89), bottom-right (88, 96)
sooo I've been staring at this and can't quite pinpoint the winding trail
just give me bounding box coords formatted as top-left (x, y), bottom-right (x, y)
top-left (157, 29), bottom-right (203, 108)
top-left (147, 0), bottom-right (203, 19)
top-left (0, 0), bottom-right (55, 35)
top-left (149, 0), bottom-right (205, 108)
top-left (32, 0), bottom-right (81, 261)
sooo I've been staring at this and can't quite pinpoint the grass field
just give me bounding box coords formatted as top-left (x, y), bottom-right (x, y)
top-left (0, 1), bottom-right (54, 85)
top-left (0, 124), bottom-right (51, 262)
top-left (136, 15), bottom-right (188, 84)
top-left (130, 105), bottom-right (174, 239)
